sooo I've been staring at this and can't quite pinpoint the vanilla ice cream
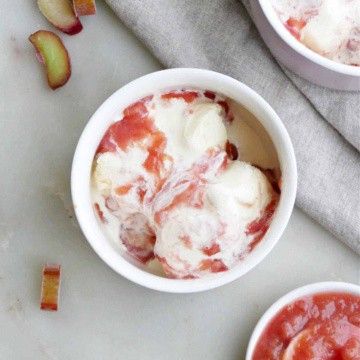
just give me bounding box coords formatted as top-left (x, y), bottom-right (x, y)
top-left (91, 89), bottom-right (280, 278)
top-left (271, 0), bottom-right (360, 66)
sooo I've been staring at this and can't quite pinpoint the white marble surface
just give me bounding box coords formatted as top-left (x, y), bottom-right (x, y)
top-left (0, 1), bottom-right (359, 359)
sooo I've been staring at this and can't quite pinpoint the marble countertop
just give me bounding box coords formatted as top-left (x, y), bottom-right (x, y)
top-left (1, 1), bottom-right (359, 359)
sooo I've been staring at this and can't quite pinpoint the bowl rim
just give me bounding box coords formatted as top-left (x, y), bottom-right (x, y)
top-left (258, 0), bottom-right (360, 77)
top-left (246, 281), bottom-right (360, 359)
top-left (71, 68), bottom-right (297, 293)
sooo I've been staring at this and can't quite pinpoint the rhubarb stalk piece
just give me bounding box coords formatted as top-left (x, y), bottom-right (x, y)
top-left (73, 0), bottom-right (96, 16)
top-left (29, 30), bottom-right (71, 90)
top-left (40, 264), bottom-right (61, 311)
top-left (38, 0), bottom-right (83, 35)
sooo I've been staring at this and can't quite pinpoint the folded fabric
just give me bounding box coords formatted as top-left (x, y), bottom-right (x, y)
top-left (105, 0), bottom-right (360, 254)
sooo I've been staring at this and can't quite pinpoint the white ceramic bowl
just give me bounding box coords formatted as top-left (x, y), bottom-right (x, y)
top-left (71, 68), bottom-right (297, 293)
top-left (251, 0), bottom-right (360, 91)
top-left (246, 281), bottom-right (360, 359)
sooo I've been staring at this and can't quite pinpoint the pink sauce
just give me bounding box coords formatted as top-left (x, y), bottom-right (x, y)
top-left (253, 292), bottom-right (360, 359)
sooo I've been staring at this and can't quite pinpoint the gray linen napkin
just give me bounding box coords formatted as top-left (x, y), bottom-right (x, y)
top-left (105, 0), bottom-right (360, 254)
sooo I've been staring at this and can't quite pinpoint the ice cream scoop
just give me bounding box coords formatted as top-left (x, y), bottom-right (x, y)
top-left (185, 103), bottom-right (227, 152)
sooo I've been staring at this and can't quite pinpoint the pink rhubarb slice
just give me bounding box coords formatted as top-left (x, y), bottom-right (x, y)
top-left (40, 264), bottom-right (61, 311)
top-left (29, 30), bottom-right (71, 90)
top-left (38, 0), bottom-right (83, 35)
top-left (73, 0), bottom-right (96, 16)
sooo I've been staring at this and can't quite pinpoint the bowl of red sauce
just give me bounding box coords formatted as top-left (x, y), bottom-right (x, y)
top-left (71, 68), bottom-right (297, 292)
top-left (246, 282), bottom-right (360, 359)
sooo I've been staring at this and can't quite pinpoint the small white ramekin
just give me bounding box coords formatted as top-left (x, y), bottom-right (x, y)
top-left (246, 281), bottom-right (360, 359)
top-left (251, 0), bottom-right (360, 91)
top-left (71, 68), bottom-right (297, 293)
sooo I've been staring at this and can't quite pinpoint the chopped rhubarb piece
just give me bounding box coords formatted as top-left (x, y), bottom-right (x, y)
top-left (255, 166), bottom-right (281, 194)
top-left (202, 242), bottom-right (220, 256)
top-left (122, 238), bottom-right (155, 264)
top-left (104, 196), bottom-right (119, 211)
top-left (73, 0), bottom-right (96, 16)
top-left (204, 91), bottom-right (216, 100)
top-left (285, 18), bottom-right (307, 41)
top-left (217, 100), bottom-right (229, 115)
top-left (40, 264), bottom-right (61, 311)
top-left (200, 259), bottom-right (228, 273)
top-left (38, 0), bottom-right (83, 35)
top-left (246, 199), bottom-right (279, 251)
top-left (228, 113), bottom-right (235, 122)
top-left (161, 91), bottom-right (199, 103)
top-left (115, 185), bottom-right (132, 196)
top-left (94, 203), bottom-right (106, 223)
top-left (120, 214), bottom-right (155, 264)
top-left (217, 100), bottom-right (234, 122)
top-left (225, 141), bottom-right (239, 160)
top-left (29, 30), bottom-right (71, 90)
top-left (156, 256), bottom-right (196, 279)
